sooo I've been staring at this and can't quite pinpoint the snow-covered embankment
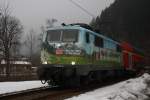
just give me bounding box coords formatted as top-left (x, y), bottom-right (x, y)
top-left (0, 81), bottom-right (48, 95)
top-left (67, 73), bottom-right (150, 100)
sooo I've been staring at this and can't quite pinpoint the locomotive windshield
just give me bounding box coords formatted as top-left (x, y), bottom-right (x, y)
top-left (47, 30), bottom-right (61, 42)
top-left (47, 29), bottom-right (78, 42)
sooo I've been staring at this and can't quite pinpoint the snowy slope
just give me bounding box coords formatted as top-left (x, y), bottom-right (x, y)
top-left (0, 81), bottom-right (48, 95)
top-left (67, 73), bottom-right (150, 100)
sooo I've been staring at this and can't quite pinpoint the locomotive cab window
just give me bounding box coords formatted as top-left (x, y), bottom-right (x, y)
top-left (47, 29), bottom-right (78, 42)
top-left (94, 36), bottom-right (103, 47)
top-left (62, 29), bottom-right (78, 42)
top-left (47, 30), bottom-right (61, 42)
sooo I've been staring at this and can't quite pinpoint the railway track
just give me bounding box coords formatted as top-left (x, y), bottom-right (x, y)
top-left (0, 77), bottom-right (130, 100)
top-left (0, 86), bottom-right (54, 100)
top-left (0, 85), bottom-right (83, 100)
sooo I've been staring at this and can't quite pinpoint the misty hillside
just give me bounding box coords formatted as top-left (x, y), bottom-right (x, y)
top-left (90, 0), bottom-right (150, 55)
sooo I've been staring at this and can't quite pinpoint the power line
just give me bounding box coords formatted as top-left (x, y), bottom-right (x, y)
top-left (68, 0), bottom-right (95, 18)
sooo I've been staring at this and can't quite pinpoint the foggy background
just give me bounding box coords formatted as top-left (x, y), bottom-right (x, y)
top-left (3, 0), bottom-right (114, 32)
top-left (0, 0), bottom-right (114, 62)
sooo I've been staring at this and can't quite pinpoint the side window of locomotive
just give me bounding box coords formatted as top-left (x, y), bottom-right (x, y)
top-left (94, 36), bottom-right (103, 47)
top-left (104, 40), bottom-right (116, 50)
top-left (85, 32), bottom-right (90, 43)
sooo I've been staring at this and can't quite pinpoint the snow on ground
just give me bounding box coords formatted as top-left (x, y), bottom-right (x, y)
top-left (0, 81), bottom-right (48, 95)
top-left (67, 73), bottom-right (150, 100)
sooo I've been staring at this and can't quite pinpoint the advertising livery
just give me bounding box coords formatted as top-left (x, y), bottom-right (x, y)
top-left (37, 24), bottom-right (144, 86)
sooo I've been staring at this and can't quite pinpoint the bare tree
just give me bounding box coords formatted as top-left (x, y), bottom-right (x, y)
top-left (24, 29), bottom-right (37, 64)
top-left (46, 18), bottom-right (57, 28)
top-left (39, 25), bottom-right (45, 41)
top-left (0, 4), bottom-right (23, 76)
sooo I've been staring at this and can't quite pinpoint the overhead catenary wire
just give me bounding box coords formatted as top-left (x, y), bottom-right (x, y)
top-left (68, 0), bottom-right (95, 18)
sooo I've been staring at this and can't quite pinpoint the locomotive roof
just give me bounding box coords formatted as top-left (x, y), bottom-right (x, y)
top-left (46, 25), bottom-right (120, 45)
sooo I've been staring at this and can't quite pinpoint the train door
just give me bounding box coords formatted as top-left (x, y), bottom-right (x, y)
top-left (84, 32), bottom-right (94, 55)
top-left (123, 51), bottom-right (129, 69)
top-left (128, 53), bottom-right (132, 69)
top-left (123, 51), bottom-right (132, 69)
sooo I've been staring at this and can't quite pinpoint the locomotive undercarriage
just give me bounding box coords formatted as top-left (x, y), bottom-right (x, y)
top-left (37, 64), bottom-right (135, 87)
top-left (37, 64), bottom-right (78, 87)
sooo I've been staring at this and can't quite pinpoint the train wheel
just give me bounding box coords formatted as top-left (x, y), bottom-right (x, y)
top-left (41, 80), bottom-right (47, 84)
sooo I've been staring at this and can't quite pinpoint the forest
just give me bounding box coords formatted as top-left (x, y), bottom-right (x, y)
top-left (90, 0), bottom-right (150, 57)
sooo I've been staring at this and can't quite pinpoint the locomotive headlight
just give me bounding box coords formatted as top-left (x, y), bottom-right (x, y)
top-left (71, 61), bottom-right (76, 65)
top-left (43, 61), bottom-right (48, 64)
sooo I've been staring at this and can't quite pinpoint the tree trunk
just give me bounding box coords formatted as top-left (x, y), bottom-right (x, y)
top-left (5, 47), bottom-right (10, 77)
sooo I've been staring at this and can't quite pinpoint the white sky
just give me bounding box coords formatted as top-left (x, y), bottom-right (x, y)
top-left (1, 0), bottom-right (114, 33)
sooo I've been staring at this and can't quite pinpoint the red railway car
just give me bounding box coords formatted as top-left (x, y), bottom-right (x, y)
top-left (121, 42), bottom-right (144, 71)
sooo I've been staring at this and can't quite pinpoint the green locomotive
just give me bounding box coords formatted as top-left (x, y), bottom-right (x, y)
top-left (37, 24), bottom-right (124, 86)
